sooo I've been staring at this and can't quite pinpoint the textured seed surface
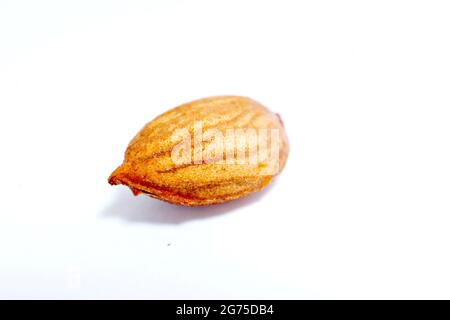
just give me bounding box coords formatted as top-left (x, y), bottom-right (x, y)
top-left (108, 96), bottom-right (289, 206)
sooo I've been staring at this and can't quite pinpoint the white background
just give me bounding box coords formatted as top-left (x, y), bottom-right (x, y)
top-left (1, 0), bottom-right (450, 299)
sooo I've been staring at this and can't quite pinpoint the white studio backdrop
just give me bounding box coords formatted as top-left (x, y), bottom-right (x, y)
top-left (0, 0), bottom-right (450, 299)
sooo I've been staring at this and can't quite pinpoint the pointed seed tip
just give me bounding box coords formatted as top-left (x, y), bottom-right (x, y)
top-left (108, 165), bottom-right (125, 185)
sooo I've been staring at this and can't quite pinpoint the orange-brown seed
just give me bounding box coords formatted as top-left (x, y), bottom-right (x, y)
top-left (108, 96), bottom-right (289, 206)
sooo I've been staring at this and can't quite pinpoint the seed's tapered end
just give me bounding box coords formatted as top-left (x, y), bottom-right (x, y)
top-left (108, 165), bottom-right (143, 197)
top-left (108, 165), bottom-right (125, 186)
